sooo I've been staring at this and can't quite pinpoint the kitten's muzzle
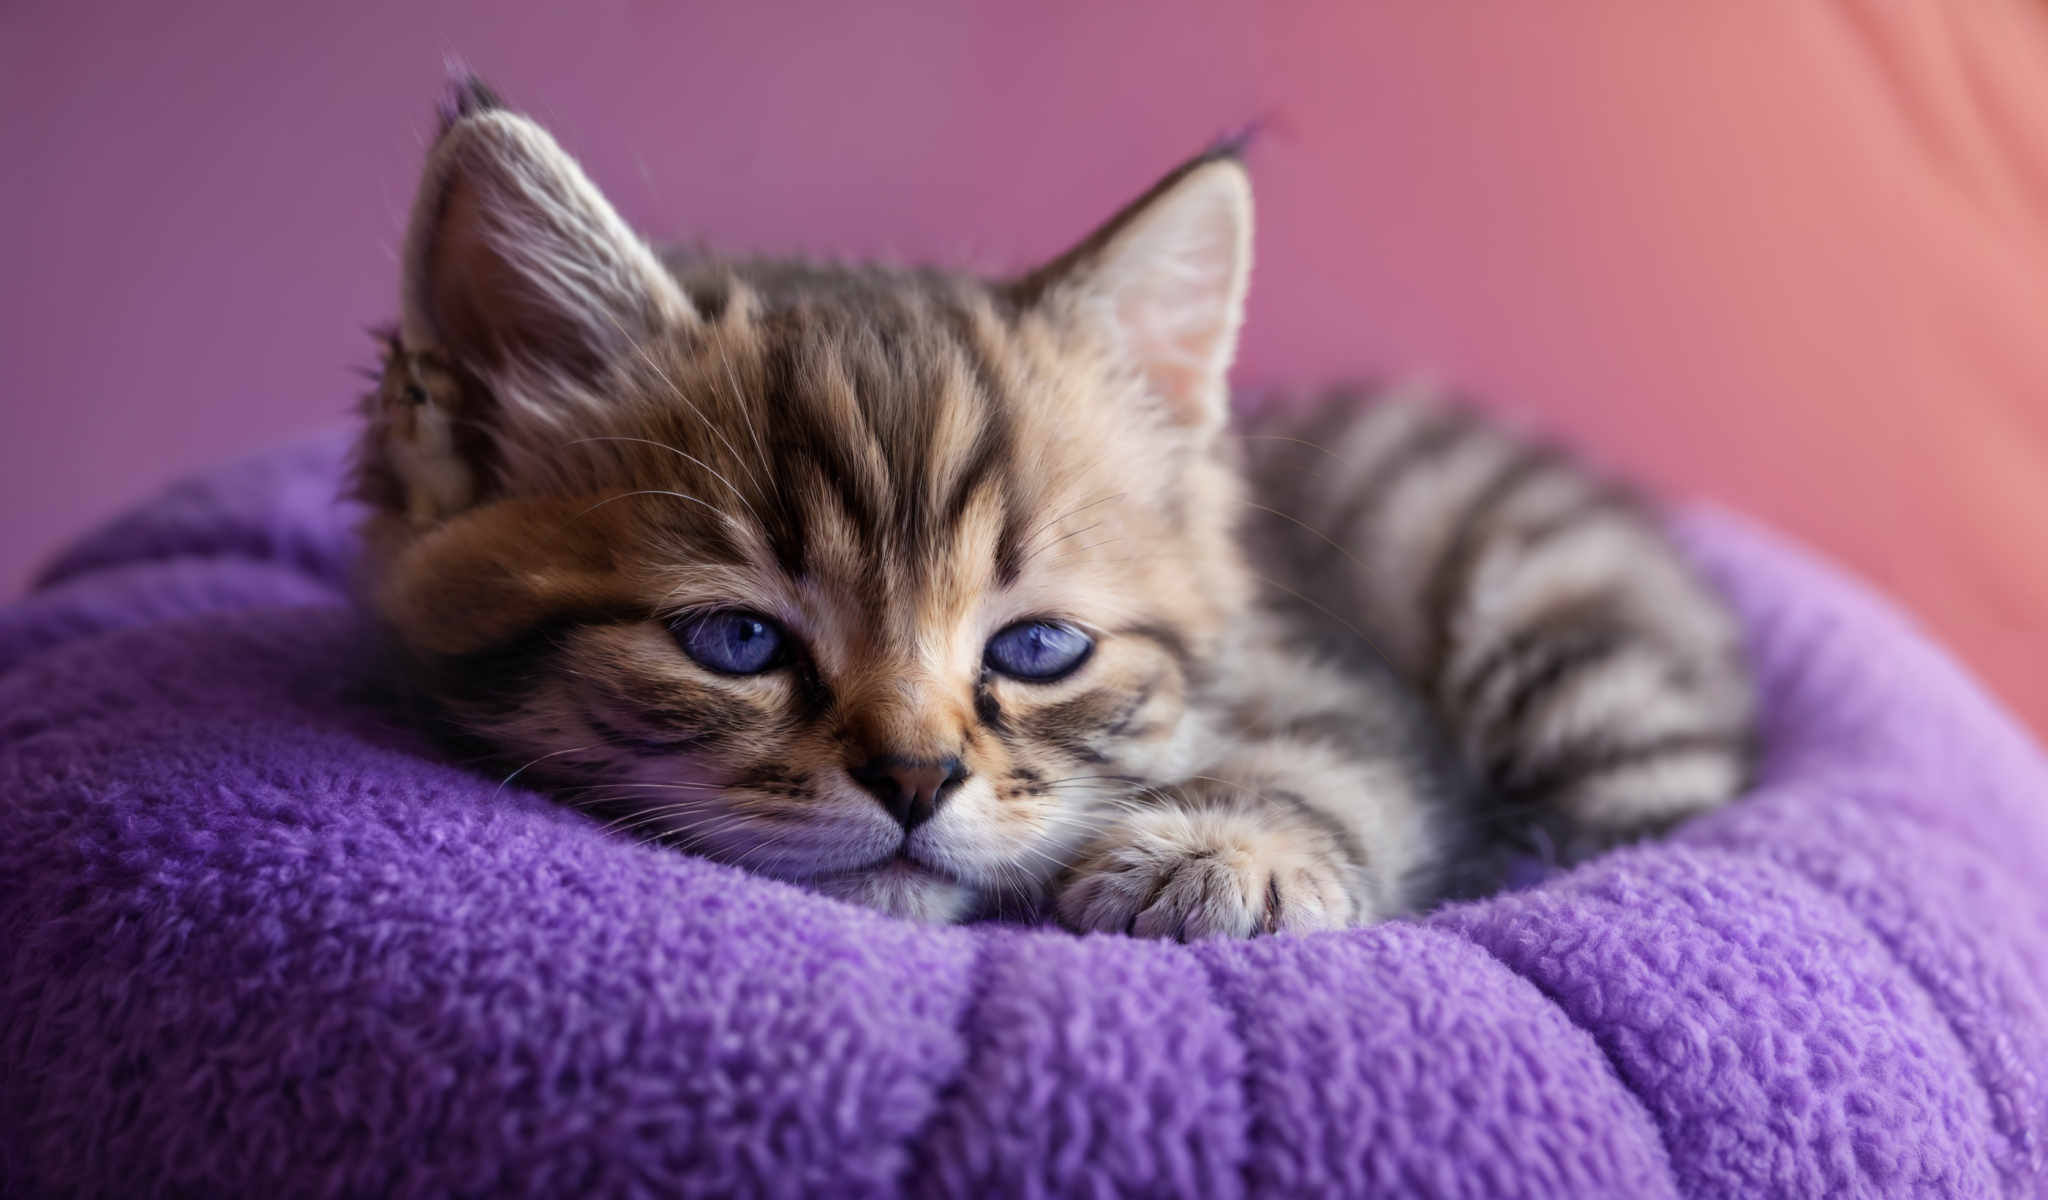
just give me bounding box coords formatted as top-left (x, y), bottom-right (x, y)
top-left (849, 755), bottom-right (969, 831)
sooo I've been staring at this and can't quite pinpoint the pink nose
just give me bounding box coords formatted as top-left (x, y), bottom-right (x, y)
top-left (849, 755), bottom-right (968, 830)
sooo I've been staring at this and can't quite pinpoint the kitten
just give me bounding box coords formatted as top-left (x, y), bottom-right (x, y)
top-left (355, 79), bottom-right (1754, 937)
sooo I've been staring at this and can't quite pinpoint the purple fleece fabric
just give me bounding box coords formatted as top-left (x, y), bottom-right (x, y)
top-left (3, 433), bottom-right (2046, 1199)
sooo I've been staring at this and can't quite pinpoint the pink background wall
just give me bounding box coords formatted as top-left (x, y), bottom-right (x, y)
top-left (6, 2), bottom-right (2046, 733)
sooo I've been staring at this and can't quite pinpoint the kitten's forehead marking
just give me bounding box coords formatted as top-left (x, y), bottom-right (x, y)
top-left (701, 286), bottom-right (1025, 586)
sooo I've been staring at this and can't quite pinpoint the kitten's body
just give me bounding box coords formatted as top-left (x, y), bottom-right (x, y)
top-left (358, 81), bottom-right (1752, 937)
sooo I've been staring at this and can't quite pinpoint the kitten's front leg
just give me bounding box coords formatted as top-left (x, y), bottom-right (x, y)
top-left (1054, 741), bottom-right (1440, 939)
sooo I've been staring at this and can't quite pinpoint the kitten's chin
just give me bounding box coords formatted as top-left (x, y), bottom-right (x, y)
top-left (810, 860), bottom-right (978, 924)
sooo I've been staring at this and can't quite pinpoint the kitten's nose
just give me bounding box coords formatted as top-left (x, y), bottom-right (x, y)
top-left (849, 755), bottom-right (968, 831)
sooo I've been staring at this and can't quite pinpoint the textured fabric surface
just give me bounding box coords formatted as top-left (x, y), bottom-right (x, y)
top-left (3, 434), bottom-right (2045, 1198)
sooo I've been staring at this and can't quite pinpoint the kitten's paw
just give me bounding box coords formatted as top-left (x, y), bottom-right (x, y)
top-left (1055, 802), bottom-right (1362, 940)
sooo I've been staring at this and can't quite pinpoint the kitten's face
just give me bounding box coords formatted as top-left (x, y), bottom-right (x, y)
top-left (359, 84), bottom-right (1254, 922)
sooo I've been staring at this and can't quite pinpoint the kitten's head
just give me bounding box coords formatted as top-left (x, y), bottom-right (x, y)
top-left (356, 80), bottom-right (1256, 922)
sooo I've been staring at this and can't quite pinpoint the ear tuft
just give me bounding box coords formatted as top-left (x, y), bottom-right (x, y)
top-left (1015, 151), bottom-right (1254, 435)
top-left (436, 66), bottom-right (502, 135)
top-left (1202, 120), bottom-right (1262, 163)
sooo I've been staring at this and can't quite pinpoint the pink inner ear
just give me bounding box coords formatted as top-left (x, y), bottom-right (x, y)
top-left (1105, 176), bottom-right (1248, 430)
top-left (1120, 288), bottom-right (1229, 428)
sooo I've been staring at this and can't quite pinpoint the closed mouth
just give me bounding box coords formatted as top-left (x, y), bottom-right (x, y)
top-left (874, 846), bottom-right (953, 882)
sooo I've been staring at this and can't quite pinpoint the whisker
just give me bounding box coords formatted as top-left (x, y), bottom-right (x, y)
top-left (987, 859), bottom-right (1043, 916)
top-left (633, 805), bottom-right (745, 840)
top-left (1027, 519), bottom-right (1107, 559)
top-left (708, 829), bottom-right (804, 874)
top-left (1247, 568), bottom-right (1394, 664)
top-left (567, 436), bottom-right (765, 528)
top-left (1012, 491), bottom-right (1126, 565)
top-left (578, 488), bottom-right (729, 522)
top-left (1238, 432), bottom-right (1344, 462)
top-left (598, 798), bottom-right (728, 835)
top-left (1043, 536), bottom-right (1122, 562)
top-left (589, 302), bottom-right (766, 496)
top-left (1242, 500), bottom-right (1376, 577)
top-left (494, 745), bottom-right (604, 796)
top-left (611, 804), bottom-right (758, 842)
top-left (1004, 841), bottom-right (1073, 876)
top-left (1031, 772), bottom-right (1143, 788)
top-left (713, 338), bottom-right (774, 490)
top-left (553, 779), bottom-right (729, 799)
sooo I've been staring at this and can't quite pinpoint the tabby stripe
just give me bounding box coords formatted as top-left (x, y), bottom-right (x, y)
top-left (1114, 622), bottom-right (1197, 683)
top-left (1023, 685), bottom-right (1138, 765)
top-left (1438, 484), bottom-right (1658, 740)
top-left (1228, 705), bottom-right (1375, 755)
top-left (994, 509), bottom-right (1032, 588)
top-left (603, 680), bottom-right (727, 733)
top-left (972, 676), bottom-right (1007, 732)
top-left (578, 706), bottom-right (711, 756)
top-left (802, 435), bottom-right (886, 551)
top-left (756, 339), bottom-right (812, 576)
top-left (436, 606), bottom-right (648, 689)
top-left (932, 292), bottom-right (1011, 420)
top-left (1499, 729), bottom-right (1749, 808)
top-left (1294, 384), bottom-right (1385, 457)
top-left (1514, 481), bottom-right (1643, 555)
top-left (788, 658), bottom-right (835, 722)
top-left (1325, 405), bottom-right (1482, 554)
top-left (941, 418), bottom-right (1009, 530)
top-left (1046, 734), bottom-right (1110, 765)
top-left (1455, 612), bottom-right (1639, 755)
top-left (1418, 442), bottom-right (1563, 678)
top-left (1101, 679), bottom-right (1158, 738)
top-left (1264, 788), bottom-right (1369, 866)
top-left (935, 393), bottom-right (1014, 583)
top-left (759, 336), bottom-right (889, 574)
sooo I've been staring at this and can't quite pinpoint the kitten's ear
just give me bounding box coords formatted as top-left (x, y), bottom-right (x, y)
top-left (399, 78), bottom-right (695, 380)
top-left (1012, 150), bottom-right (1253, 435)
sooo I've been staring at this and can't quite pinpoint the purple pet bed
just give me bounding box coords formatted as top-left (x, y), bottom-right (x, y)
top-left (4, 433), bottom-right (2046, 1198)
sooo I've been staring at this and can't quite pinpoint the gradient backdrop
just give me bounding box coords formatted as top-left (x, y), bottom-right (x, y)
top-left (5, 2), bottom-right (2046, 733)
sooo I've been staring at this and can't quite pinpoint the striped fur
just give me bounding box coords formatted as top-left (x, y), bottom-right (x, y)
top-left (354, 80), bottom-right (1752, 938)
top-left (1244, 387), bottom-right (1755, 865)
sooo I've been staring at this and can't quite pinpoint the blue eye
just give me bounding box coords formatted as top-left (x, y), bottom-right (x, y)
top-left (984, 620), bottom-right (1093, 681)
top-left (675, 610), bottom-right (786, 675)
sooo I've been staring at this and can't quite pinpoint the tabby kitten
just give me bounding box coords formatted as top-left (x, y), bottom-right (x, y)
top-left (355, 80), bottom-right (1753, 937)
